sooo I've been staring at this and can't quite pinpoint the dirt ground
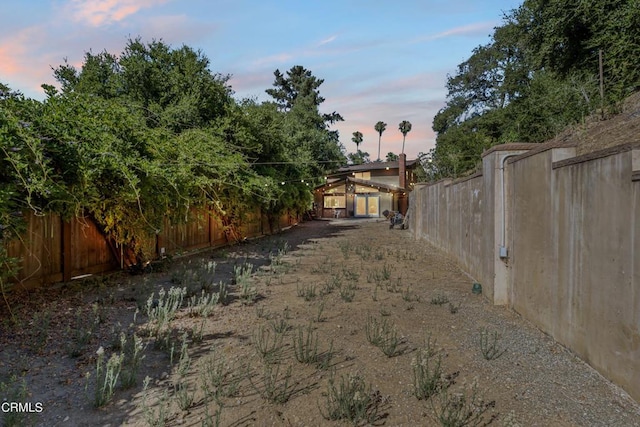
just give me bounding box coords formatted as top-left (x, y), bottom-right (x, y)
top-left (1, 218), bottom-right (640, 427)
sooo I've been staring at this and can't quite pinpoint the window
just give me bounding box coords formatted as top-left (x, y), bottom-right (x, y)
top-left (323, 196), bottom-right (346, 208)
top-left (354, 172), bottom-right (371, 180)
top-left (325, 185), bottom-right (346, 194)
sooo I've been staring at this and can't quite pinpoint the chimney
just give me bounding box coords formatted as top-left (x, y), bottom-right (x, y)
top-left (398, 153), bottom-right (407, 189)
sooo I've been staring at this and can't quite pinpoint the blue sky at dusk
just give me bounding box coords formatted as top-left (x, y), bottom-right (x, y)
top-left (1, 0), bottom-right (523, 158)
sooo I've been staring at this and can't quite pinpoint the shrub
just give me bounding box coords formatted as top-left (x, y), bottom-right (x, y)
top-left (321, 372), bottom-right (382, 425)
top-left (479, 328), bottom-right (507, 360)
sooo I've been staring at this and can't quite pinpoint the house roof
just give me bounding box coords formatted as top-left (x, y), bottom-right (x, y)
top-left (317, 157), bottom-right (417, 193)
top-left (315, 176), bottom-right (407, 193)
top-left (331, 159), bottom-right (418, 175)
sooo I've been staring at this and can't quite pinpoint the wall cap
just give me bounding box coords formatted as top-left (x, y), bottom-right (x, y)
top-left (415, 177), bottom-right (453, 188)
top-left (505, 140), bottom-right (578, 164)
top-left (481, 143), bottom-right (538, 158)
top-left (450, 170), bottom-right (483, 185)
top-left (553, 141), bottom-right (640, 170)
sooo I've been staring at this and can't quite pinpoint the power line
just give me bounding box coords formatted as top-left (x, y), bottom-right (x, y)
top-left (249, 160), bottom-right (345, 166)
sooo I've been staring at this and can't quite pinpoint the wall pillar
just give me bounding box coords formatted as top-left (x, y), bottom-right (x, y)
top-left (485, 148), bottom-right (533, 305)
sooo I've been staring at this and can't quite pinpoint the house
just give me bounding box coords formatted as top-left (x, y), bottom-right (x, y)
top-left (313, 153), bottom-right (418, 219)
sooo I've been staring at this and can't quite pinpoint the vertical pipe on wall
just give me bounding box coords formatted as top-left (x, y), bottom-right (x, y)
top-left (499, 153), bottom-right (519, 258)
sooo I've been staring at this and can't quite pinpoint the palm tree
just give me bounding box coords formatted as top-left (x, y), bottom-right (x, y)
top-left (351, 131), bottom-right (363, 151)
top-left (374, 121), bottom-right (387, 161)
top-left (398, 120), bottom-right (412, 154)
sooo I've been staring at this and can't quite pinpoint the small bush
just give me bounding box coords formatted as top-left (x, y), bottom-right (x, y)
top-left (93, 347), bottom-right (123, 407)
top-left (174, 381), bottom-right (195, 411)
top-left (321, 372), bottom-right (383, 425)
top-left (253, 324), bottom-right (285, 364)
top-left (365, 315), bottom-right (403, 357)
top-left (342, 268), bottom-right (359, 282)
top-left (297, 283), bottom-right (317, 301)
top-left (430, 293), bottom-right (449, 306)
top-left (145, 286), bottom-right (186, 336)
top-left (412, 347), bottom-right (444, 400)
top-left (141, 376), bottom-right (169, 427)
top-left (201, 350), bottom-right (243, 402)
top-left (338, 241), bottom-right (352, 259)
top-left (186, 289), bottom-right (220, 317)
top-left (315, 299), bottom-right (326, 322)
top-left (340, 282), bottom-right (356, 302)
top-left (234, 263), bottom-right (257, 304)
top-left (0, 375), bottom-right (32, 426)
top-left (269, 317), bottom-right (291, 334)
top-left (430, 383), bottom-right (497, 427)
top-left (253, 364), bottom-right (298, 404)
top-left (479, 328), bottom-right (507, 360)
top-left (120, 333), bottom-right (146, 389)
top-left (293, 322), bottom-right (319, 364)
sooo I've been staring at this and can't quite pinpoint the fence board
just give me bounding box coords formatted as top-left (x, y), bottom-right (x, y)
top-left (5, 213), bottom-right (62, 288)
top-left (4, 207), bottom-right (301, 287)
top-left (69, 216), bottom-right (118, 278)
top-left (159, 209), bottom-right (212, 255)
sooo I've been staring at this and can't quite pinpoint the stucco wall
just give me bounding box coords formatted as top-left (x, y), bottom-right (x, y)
top-left (410, 142), bottom-right (640, 402)
top-left (532, 147), bottom-right (638, 399)
top-left (509, 150), bottom-right (557, 325)
top-left (411, 173), bottom-right (490, 294)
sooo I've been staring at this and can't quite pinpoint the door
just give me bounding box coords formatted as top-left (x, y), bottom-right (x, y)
top-left (355, 195), bottom-right (379, 217)
top-left (367, 196), bottom-right (379, 216)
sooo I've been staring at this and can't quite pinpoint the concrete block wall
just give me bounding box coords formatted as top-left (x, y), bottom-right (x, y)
top-left (410, 141), bottom-right (640, 402)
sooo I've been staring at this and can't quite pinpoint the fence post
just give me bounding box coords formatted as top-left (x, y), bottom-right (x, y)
top-left (209, 209), bottom-right (214, 246)
top-left (156, 233), bottom-right (163, 259)
top-left (61, 218), bottom-right (73, 282)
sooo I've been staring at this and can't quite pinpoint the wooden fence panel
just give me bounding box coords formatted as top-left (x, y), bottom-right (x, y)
top-left (240, 209), bottom-right (263, 239)
top-left (209, 215), bottom-right (226, 247)
top-left (5, 213), bottom-right (62, 288)
top-left (4, 207), bottom-right (303, 288)
top-left (158, 209), bottom-right (211, 255)
top-left (68, 216), bottom-right (118, 278)
top-left (279, 212), bottom-right (292, 229)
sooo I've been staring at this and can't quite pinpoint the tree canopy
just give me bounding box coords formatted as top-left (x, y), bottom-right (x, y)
top-left (1, 39), bottom-right (346, 264)
top-left (428, 0), bottom-right (640, 180)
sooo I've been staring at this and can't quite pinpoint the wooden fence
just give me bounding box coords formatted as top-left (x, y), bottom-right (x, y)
top-left (4, 208), bottom-right (299, 289)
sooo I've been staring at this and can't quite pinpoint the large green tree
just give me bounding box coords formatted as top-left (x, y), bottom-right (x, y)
top-left (265, 65), bottom-right (346, 178)
top-left (430, 0), bottom-right (640, 180)
top-left (21, 39), bottom-right (273, 262)
top-left (347, 150), bottom-right (370, 165)
top-left (53, 37), bottom-right (233, 132)
top-left (2, 42), bottom-right (349, 268)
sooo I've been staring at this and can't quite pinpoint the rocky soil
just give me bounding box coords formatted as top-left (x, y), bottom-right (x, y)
top-left (1, 218), bottom-right (639, 426)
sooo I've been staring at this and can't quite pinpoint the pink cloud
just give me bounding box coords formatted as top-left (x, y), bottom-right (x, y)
top-left (323, 71), bottom-right (448, 113)
top-left (412, 21), bottom-right (496, 43)
top-left (0, 45), bottom-right (23, 75)
top-left (137, 14), bottom-right (217, 43)
top-left (228, 70), bottom-right (274, 97)
top-left (0, 26), bottom-right (58, 95)
top-left (251, 53), bottom-right (294, 67)
top-left (65, 0), bottom-right (170, 27)
top-left (329, 98), bottom-right (442, 159)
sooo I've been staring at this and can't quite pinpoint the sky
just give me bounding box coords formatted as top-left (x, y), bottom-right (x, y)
top-left (1, 0), bottom-right (523, 159)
